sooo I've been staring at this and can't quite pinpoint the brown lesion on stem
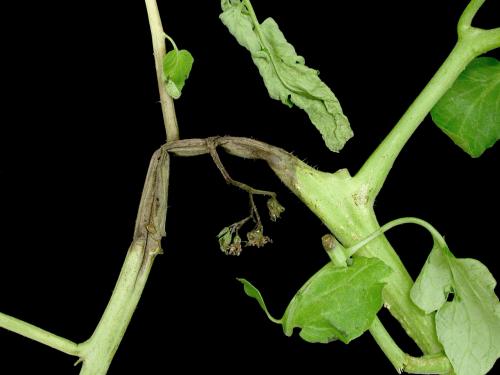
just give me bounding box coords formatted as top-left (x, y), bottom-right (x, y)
top-left (206, 137), bottom-right (277, 198)
top-left (133, 146), bottom-right (170, 275)
top-left (163, 136), bottom-right (303, 193)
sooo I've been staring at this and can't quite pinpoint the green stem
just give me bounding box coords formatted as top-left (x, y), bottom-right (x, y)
top-left (0, 312), bottom-right (80, 356)
top-left (271, 162), bottom-right (443, 354)
top-left (370, 317), bottom-right (452, 374)
top-left (242, 0), bottom-right (263, 39)
top-left (322, 234), bottom-right (348, 267)
top-left (458, 0), bottom-right (485, 35)
top-left (78, 240), bottom-right (159, 375)
top-left (355, 39), bottom-right (475, 200)
top-left (145, 0), bottom-right (179, 141)
top-left (355, 2), bottom-right (499, 201)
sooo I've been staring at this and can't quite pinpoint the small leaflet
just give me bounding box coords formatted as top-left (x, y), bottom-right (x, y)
top-left (162, 49), bottom-right (194, 99)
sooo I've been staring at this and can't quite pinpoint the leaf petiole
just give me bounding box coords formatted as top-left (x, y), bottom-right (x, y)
top-left (163, 32), bottom-right (178, 53)
top-left (346, 217), bottom-right (447, 258)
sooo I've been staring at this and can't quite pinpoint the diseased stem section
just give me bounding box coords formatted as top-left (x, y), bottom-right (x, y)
top-left (207, 138), bottom-right (276, 198)
top-left (78, 148), bottom-right (170, 375)
top-left (145, 0), bottom-right (179, 141)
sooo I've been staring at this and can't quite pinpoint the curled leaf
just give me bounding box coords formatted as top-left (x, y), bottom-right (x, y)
top-left (237, 278), bottom-right (281, 324)
top-left (220, 0), bottom-right (352, 152)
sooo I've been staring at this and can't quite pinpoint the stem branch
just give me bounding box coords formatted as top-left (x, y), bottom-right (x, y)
top-left (0, 312), bottom-right (80, 356)
top-left (355, 0), bottom-right (498, 201)
top-left (355, 40), bottom-right (476, 200)
top-left (458, 0), bottom-right (485, 35)
top-left (370, 317), bottom-right (452, 374)
top-left (145, 0), bottom-right (179, 141)
top-left (207, 138), bottom-right (276, 197)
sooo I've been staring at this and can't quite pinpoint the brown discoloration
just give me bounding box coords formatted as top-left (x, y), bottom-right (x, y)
top-left (163, 136), bottom-right (303, 194)
top-left (133, 147), bottom-right (170, 273)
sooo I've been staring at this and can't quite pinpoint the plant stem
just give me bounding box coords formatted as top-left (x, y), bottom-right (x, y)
top-left (145, 0), bottom-right (179, 141)
top-left (78, 241), bottom-right (157, 375)
top-left (370, 317), bottom-right (452, 374)
top-left (207, 138), bottom-right (276, 197)
top-left (355, 0), bottom-right (499, 201)
top-left (78, 148), bottom-right (170, 374)
top-left (0, 312), bottom-right (80, 356)
top-left (458, 0), bottom-right (485, 35)
top-left (355, 39), bottom-right (476, 200)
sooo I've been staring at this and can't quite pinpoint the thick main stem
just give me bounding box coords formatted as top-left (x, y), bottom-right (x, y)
top-left (78, 148), bottom-right (170, 374)
top-left (78, 241), bottom-right (157, 375)
top-left (145, 0), bottom-right (179, 141)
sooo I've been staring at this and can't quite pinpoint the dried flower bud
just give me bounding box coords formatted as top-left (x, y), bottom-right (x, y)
top-left (267, 197), bottom-right (285, 222)
top-left (217, 226), bottom-right (233, 253)
top-left (228, 234), bottom-right (243, 256)
top-left (246, 225), bottom-right (272, 248)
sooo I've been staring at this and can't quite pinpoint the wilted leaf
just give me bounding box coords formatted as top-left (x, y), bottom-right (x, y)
top-left (220, 0), bottom-right (352, 152)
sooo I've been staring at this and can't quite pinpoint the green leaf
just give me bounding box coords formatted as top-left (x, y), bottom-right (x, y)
top-left (431, 57), bottom-right (500, 157)
top-left (282, 257), bottom-right (391, 344)
top-left (411, 241), bottom-right (500, 375)
top-left (220, 0), bottom-right (352, 152)
top-left (236, 278), bottom-right (281, 324)
top-left (162, 49), bottom-right (194, 99)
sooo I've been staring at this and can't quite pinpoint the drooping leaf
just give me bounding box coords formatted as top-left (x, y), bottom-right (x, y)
top-left (220, 0), bottom-right (352, 152)
top-left (162, 49), bottom-right (194, 99)
top-left (431, 57), bottom-right (500, 157)
top-left (411, 240), bottom-right (500, 375)
top-left (282, 257), bottom-right (391, 344)
top-left (237, 257), bottom-right (390, 344)
top-left (237, 278), bottom-right (281, 323)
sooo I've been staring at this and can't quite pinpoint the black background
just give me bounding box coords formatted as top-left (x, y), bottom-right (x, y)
top-left (0, 0), bottom-right (499, 373)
